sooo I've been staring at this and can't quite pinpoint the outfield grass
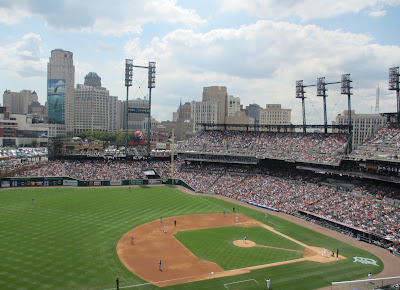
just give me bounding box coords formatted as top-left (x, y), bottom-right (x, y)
top-left (0, 186), bottom-right (383, 289)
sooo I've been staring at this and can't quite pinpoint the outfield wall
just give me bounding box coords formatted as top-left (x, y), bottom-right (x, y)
top-left (0, 177), bottom-right (194, 192)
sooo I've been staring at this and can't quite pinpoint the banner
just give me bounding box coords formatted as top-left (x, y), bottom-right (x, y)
top-left (1, 181), bottom-right (10, 187)
top-left (110, 180), bottom-right (122, 186)
top-left (148, 180), bottom-right (162, 185)
top-left (63, 180), bottom-right (78, 186)
top-left (48, 79), bottom-right (66, 124)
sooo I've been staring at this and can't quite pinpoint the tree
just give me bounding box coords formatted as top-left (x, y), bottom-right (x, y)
top-left (31, 139), bottom-right (38, 148)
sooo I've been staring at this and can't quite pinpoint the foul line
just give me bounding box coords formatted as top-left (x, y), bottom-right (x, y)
top-left (256, 244), bottom-right (304, 253)
top-left (268, 221), bottom-right (283, 227)
top-left (224, 279), bottom-right (259, 288)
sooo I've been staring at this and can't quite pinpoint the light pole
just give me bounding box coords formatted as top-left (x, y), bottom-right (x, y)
top-left (341, 74), bottom-right (353, 153)
top-left (125, 59), bottom-right (133, 155)
top-left (389, 67), bottom-right (400, 122)
top-left (147, 62), bottom-right (156, 158)
top-left (124, 60), bottom-right (156, 159)
top-left (317, 77), bottom-right (328, 133)
top-left (295, 80), bottom-right (306, 133)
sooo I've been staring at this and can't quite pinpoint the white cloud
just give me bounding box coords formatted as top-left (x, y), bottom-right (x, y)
top-left (368, 9), bottom-right (387, 17)
top-left (0, 33), bottom-right (46, 78)
top-left (121, 20), bottom-right (400, 123)
top-left (218, 0), bottom-right (399, 21)
top-left (0, 0), bottom-right (206, 35)
top-left (0, 1), bottom-right (31, 25)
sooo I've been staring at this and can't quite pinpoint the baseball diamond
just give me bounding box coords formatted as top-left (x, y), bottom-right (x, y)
top-left (117, 213), bottom-right (346, 287)
top-left (0, 185), bottom-right (398, 289)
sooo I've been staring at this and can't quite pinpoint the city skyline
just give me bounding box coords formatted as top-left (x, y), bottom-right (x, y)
top-left (0, 1), bottom-right (399, 125)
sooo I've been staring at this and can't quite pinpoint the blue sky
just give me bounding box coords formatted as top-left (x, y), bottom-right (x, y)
top-left (0, 0), bottom-right (399, 125)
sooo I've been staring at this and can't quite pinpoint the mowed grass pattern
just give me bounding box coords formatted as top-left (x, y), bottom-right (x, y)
top-left (175, 226), bottom-right (304, 270)
top-left (0, 186), bottom-right (383, 289)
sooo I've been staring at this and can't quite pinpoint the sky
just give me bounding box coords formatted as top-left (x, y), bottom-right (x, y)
top-left (0, 0), bottom-right (400, 125)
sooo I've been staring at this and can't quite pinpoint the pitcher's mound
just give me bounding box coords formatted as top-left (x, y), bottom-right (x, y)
top-left (233, 240), bottom-right (256, 248)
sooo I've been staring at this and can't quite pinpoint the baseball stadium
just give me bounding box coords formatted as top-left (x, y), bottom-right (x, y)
top-left (1, 120), bottom-right (400, 290)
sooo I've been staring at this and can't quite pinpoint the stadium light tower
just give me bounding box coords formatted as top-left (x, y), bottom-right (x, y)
top-left (125, 59), bottom-right (133, 154)
top-left (341, 73), bottom-right (353, 152)
top-left (317, 77), bottom-right (328, 133)
top-left (389, 67), bottom-right (400, 122)
top-left (147, 62), bottom-right (156, 156)
top-left (296, 80), bottom-right (307, 132)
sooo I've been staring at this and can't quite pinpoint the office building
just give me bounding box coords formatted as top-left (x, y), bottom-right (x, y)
top-left (333, 110), bottom-right (387, 146)
top-left (3, 90), bottom-right (38, 114)
top-left (246, 103), bottom-right (262, 124)
top-left (47, 49), bottom-right (75, 137)
top-left (227, 95), bottom-right (241, 117)
top-left (259, 104), bottom-right (291, 127)
top-left (202, 86), bottom-right (228, 124)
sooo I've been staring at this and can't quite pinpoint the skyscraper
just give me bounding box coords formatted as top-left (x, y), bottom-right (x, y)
top-left (202, 86), bottom-right (228, 124)
top-left (74, 72), bottom-right (119, 134)
top-left (3, 90), bottom-right (38, 114)
top-left (84, 72), bottom-right (101, 87)
top-left (47, 49), bottom-right (75, 137)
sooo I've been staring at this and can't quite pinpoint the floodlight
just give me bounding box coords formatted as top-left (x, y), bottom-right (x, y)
top-left (148, 62), bottom-right (156, 89)
top-left (341, 74), bottom-right (352, 95)
top-left (389, 67), bottom-right (399, 90)
top-left (125, 59), bottom-right (133, 87)
top-left (296, 80), bottom-right (305, 99)
top-left (317, 77), bottom-right (326, 96)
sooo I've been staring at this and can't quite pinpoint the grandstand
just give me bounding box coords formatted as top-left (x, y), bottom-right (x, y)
top-left (2, 122), bottom-right (400, 258)
top-left (175, 130), bottom-right (348, 165)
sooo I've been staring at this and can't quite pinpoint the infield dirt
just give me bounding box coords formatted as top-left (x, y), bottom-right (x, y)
top-left (117, 213), bottom-right (344, 287)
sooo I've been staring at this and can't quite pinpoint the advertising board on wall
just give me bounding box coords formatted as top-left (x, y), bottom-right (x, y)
top-left (110, 180), bottom-right (122, 186)
top-left (48, 79), bottom-right (66, 124)
top-left (63, 180), bottom-right (78, 186)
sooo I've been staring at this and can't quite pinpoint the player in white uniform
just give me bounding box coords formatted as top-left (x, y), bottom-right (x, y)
top-left (322, 248), bottom-right (328, 257)
top-left (266, 278), bottom-right (270, 289)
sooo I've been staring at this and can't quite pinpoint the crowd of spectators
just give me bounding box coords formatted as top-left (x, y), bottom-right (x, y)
top-left (12, 159), bottom-right (170, 181)
top-left (9, 157), bottom-right (400, 243)
top-left (350, 122), bottom-right (400, 161)
top-left (174, 162), bottom-right (400, 243)
top-left (175, 130), bottom-right (348, 165)
top-left (7, 124), bottom-right (400, 246)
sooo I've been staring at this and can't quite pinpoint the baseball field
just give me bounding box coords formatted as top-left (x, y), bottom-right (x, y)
top-left (0, 185), bottom-right (387, 289)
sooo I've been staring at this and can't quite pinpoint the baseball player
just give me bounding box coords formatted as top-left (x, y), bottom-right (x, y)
top-left (159, 260), bottom-right (162, 271)
top-left (322, 248), bottom-right (328, 257)
top-left (160, 216), bottom-right (163, 223)
top-left (131, 235), bottom-right (134, 245)
top-left (266, 278), bottom-right (270, 289)
top-left (164, 225), bottom-right (167, 233)
top-left (236, 216), bottom-right (238, 223)
top-left (243, 236), bottom-right (247, 244)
